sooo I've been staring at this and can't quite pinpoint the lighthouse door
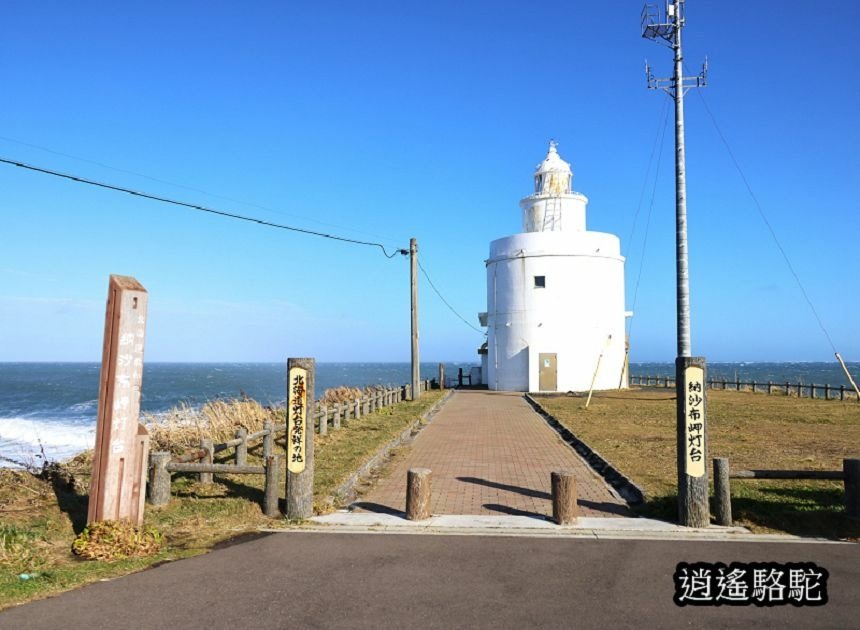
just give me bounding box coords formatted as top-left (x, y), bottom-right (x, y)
top-left (538, 353), bottom-right (557, 391)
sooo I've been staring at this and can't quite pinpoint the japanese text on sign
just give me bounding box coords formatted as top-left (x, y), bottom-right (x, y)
top-left (683, 366), bottom-right (705, 478)
top-left (108, 298), bottom-right (146, 455)
top-left (287, 367), bottom-right (308, 473)
top-left (673, 561), bottom-right (828, 607)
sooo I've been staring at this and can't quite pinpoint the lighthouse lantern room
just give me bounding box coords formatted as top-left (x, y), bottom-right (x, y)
top-left (481, 141), bottom-right (629, 392)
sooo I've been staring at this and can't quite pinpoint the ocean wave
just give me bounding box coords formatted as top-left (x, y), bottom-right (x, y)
top-left (68, 399), bottom-right (98, 413)
top-left (0, 416), bottom-right (95, 465)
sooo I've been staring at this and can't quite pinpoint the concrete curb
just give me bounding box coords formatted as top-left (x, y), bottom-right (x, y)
top-left (524, 393), bottom-right (647, 506)
top-left (266, 513), bottom-right (850, 544)
top-left (324, 389), bottom-right (455, 509)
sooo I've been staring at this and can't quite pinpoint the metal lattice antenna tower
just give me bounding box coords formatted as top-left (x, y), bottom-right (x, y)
top-left (641, 0), bottom-right (707, 358)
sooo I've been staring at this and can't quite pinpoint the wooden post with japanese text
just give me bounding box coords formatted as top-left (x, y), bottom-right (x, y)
top-left (88, 275), bottom-right (150, 526)
top-left (676, 356), bottom-right (709, 527)
top-left (286, 358), bottom-right (314, 519)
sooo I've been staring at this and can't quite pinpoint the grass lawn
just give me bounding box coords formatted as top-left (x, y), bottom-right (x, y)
top-left (0, 390), bottom-right (444, 610)
top-left (535, 388), bottom-right (860, 539)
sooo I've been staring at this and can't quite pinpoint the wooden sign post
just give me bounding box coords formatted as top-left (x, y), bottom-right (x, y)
top-left (88, 275), bottom-right (150, 526)
top-left (676, 356), bottom-right (709, 527)
top-left (286, 358), bottom-right (314, 519)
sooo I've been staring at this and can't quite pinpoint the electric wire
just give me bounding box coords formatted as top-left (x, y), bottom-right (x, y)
top-left (626, 96), bottom-right (671, 252)
top-left (0, 156), bottom-right (404, 259)
top-left (690, 89), bottom-right (839, 354)
top-left (0, 135), bottom-right (403, 244)
top-left (627, 97), bottom-right (672, 343)
top-left (417, 260), bottom-right (484, 335)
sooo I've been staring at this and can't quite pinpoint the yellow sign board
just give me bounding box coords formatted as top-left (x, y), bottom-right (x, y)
top-left (287, 366), bottom-right (308, 473)
top-left (683, 366), bottom-right (706, 478)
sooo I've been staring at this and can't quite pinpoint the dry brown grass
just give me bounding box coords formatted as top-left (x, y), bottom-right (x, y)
top-left (536, 388), bottom-right (860, 537)
top-left (143, 399), bottom-right (279, 453)
top-left (320, 386), bottom-right (365, 405)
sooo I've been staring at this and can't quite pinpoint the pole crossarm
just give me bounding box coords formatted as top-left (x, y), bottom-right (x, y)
top-left (645, 59), bottom-right (707, 95)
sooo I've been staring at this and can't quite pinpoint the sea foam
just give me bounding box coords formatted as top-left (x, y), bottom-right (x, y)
top-left (0, 416), bottom-right (95, 466)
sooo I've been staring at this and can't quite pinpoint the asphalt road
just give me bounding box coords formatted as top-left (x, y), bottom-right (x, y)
top-left (2, 532), bottom-right (857, 629)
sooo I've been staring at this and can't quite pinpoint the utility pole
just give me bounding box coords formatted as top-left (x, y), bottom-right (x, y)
top-left (410, 237), bottom-right (420, 400)
top-left (642, 0), bottom-right (710, 527)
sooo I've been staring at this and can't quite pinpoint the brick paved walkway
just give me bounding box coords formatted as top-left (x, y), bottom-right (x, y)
top-left (354, 390), bottom-right (631, 518)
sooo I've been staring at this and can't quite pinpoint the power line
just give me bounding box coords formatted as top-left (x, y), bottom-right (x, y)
top-left (0, 156), bottom-right (406, 259)
top-left (628, 98), bottom-right (672, 343)
top-left (691, 88), bottom-right (839, 354)
top-left (0, 134), bottom-right (404, 244)
top-left (626, 96), bottom-right (671, 252)
top-left (417, 260), bottom-right (484, 335)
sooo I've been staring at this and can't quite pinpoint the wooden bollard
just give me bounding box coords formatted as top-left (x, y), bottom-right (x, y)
top-left (713, 458), bottom-right (732, 526)
top-left (354, 398), bottom-right (361, 420)
top-left (844, 459), bottom-right (860, 518)
top-left (551, 471), bottom-right (578, 525)
top-left (148, 451), bottom-right (172, 506)
top-left (319, 405), bottom-right (328, 436)
top-left (264, 455), bottom-right (282, 518)
top-left (235, 427), bottom-right (248, 466)
top-left (200, 438), bottom-right (214, 484)
top-left (406, 468), bottom-right (432, 520)
top-left (263, 420), bottom-right (274, 459)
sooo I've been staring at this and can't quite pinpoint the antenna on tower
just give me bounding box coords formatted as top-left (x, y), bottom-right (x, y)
top-left (641, 1), bottom-right (679, 44)
top-left (642, 0), bottom-right (707, 93)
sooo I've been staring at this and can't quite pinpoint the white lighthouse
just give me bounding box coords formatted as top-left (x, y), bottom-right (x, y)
top-left (481, 141), bottom-right (628, 392)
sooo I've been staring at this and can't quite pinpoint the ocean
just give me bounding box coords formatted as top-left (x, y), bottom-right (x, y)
top-left (1, 361), bottom-right (857, 466)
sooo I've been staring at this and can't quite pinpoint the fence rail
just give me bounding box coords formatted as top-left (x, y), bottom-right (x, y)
top-left (146, 380), bottom-right (433, 515)
top-left (712, 457), bottom-right (860, 526)
top-left (630, 374), bottom-right (860, 401)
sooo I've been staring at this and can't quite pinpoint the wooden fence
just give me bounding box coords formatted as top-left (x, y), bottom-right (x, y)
top-left (630, 374), bottom-right (860, 401)
top-left (712, 457), bottom-right (860, 526)
top-left (146, 380), bottom-right (433, 514)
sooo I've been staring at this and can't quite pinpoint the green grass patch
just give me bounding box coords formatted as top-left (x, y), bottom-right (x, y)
top-left (536, 388), bottom-right (860, 539)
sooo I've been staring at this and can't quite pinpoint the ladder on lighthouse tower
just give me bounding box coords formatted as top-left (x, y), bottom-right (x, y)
top-left (541, 194), bottom-right (562, 231)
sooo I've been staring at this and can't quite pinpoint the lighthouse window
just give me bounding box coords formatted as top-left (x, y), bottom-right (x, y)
top-left (534, 275), bottom-right (546, 288)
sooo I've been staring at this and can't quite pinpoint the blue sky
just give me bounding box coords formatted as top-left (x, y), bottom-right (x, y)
top-left (1, 1), bottom-right (857, 363)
